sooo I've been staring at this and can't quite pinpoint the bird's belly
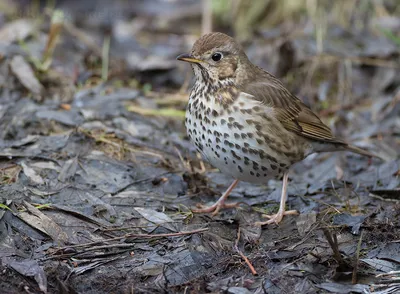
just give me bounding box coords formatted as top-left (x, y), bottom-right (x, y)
top-left (185, 111), bottom-right (292, 184)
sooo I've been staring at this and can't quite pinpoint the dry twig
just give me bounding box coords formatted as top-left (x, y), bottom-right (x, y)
top-left (234, 228), bottom-right (258, 276)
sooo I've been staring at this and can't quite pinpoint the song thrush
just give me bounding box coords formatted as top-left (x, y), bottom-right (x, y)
top-left (177, 32), bottom-right (376, 225)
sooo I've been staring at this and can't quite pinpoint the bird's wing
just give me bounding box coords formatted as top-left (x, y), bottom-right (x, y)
top-left (241, 79), bottom-right (346, 144)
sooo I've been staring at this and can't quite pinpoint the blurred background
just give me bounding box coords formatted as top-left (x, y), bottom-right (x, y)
top-left (0, 0), bottom-right (399, 155)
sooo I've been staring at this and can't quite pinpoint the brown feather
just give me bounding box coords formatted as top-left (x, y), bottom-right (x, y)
top-left (238, 70), bottom-right (346, 145)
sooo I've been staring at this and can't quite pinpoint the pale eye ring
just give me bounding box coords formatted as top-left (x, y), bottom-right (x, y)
top-left (211, 52), bottom-right (223, 62)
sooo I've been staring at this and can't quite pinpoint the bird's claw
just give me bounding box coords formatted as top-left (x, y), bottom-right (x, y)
top-left (192, 201), bottom-right (240, 216)
top-left (255, 209), bottom-right (298, 226)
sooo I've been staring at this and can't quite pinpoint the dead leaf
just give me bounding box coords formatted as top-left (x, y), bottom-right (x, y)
top-left (361, 258), bottom-right (397, 273)
top-left (134, 207), bottom-right (178, 232)
top-left (296, 212), bottom-right (317, 237)
top-left (18, 201), bottom-right (69, 244)
top-left (6, 259), bottom-right (47, 293)
top-left (10, 55), bottom-right (43, 99)
top-left (20, 162), bottom-right (45, 185)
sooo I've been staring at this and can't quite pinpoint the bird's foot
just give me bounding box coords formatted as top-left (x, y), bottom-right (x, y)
top-left (192, 201), bottom-right (240, 216)
top-left (255, 209), bottom-right (298, 226)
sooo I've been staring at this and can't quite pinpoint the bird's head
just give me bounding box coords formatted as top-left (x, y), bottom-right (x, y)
top-left (177, 32), bottom-right (248, 84)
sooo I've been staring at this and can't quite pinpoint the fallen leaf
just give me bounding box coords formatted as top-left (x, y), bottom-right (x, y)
top-left (134, 207), bottom-right (178, 232)
top-left (10, 55), bottom-right (43, 99)
top-left (20, 162), bottom-right (45, 185)
top-left (18, 201), bottom-right (69, 244)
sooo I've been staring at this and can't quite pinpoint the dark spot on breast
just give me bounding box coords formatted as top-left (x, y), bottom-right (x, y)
top-left (256, 138), bottom-right (263, 145)
top-left (228, 117), bottom-right (235, 122)
top-left (234, 133), bottom-right (240, 139)
top-left (252, 106), bottom-right (260, 111)
top-left (252, 161), bottom-right (259, 170)
top-left (212, 110), bottom-right (219, 117)
top-left (221, 119), bottom-right (226, 125)
top-left (250, 171), bottom-right (255, 176)
top-left (213, 131), bottom-right (221, 137)
top-left (247, 133), bottom-right (254, 139)
top-left (261, 166), bottom-right (268, 171)
top-left (244, 142), bottom-right (250, 147)
top-left (233, 122), bottom-right (244, 130)
top-left (271, 164), bottom-right (277, 170)
top-left (216, 137), bottom-right (221, 143)
top-left (224, 133), bottom-right (229, 138)
top-left (235, 144), bottom-right (240, 149)
top-left (268, 155), bottom-right (278, 163)
top-left (238, 166), bottom-right (243, 173)
top-left (212, 121), bottom-right (217, 127)
top-left (256, 173), bottom-right (260, 177)
top-left (241, 133), bottom-right (247, 139)
top-left (222, 148), bottom-right (226, 152)
top-left (231, 150), bottom-right (241, 160)
top-left (248, 148), bottom-right (258, 155)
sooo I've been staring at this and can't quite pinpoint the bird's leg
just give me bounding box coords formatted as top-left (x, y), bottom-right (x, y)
top-left (256, 172), bottom-right (298, 226)
top-left (192, 179), bottom-right (240, 216)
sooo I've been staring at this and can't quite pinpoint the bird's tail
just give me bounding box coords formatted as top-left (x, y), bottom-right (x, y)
top-left (311, 141), bottom-right (381, 159)
top-left (344, 144), bottom-right (381, 159)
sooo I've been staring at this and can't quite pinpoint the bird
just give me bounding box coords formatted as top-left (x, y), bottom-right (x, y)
top-left (176, 32), bottom-right (376, 225)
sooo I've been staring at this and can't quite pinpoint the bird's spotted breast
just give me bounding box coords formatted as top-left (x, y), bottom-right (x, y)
top-left (185, 88), bottom-right (305, 183)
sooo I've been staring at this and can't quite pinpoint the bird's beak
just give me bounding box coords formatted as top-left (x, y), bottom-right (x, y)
top-left (176, 53), bottom-right (202, 64)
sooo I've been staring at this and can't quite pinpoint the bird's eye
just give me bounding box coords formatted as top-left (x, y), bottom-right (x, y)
top-left (211, 52), bottom-right (223, 62)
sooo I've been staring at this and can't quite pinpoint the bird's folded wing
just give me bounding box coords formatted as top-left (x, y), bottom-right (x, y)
top-left (241, 80), bottom-right (346, 144)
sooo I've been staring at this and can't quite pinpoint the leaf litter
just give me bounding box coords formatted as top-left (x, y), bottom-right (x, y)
top-left (0, 1), bottom-right (399, 293)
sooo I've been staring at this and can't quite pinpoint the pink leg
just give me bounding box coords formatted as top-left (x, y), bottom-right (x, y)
top-left (192, 179), bottom-right (240, 216)
top-left (255, 173), bottom-right (298, 226)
